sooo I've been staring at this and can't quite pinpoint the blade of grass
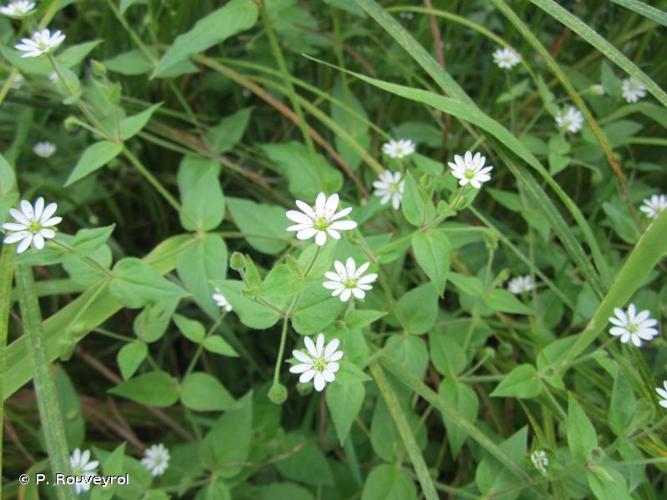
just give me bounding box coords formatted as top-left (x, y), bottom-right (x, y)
top-left (0, 246), bottom-right (15, 485)
top-left (610, 0), bottom-right (667, 28)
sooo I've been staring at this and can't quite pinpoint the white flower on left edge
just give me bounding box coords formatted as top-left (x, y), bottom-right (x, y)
top-left (323, 257), bottom-right (377, 303)
top-left (608, 304), bottom-right (659, 347)
top-left (492, 47), bottom-right (520, 69)
top-left (656, 381), bottom-right (667, 409)
top-left (530, 450), bottom-right (549, 475)
top-left (507, 275), bottom-right (534, 294)
top-left (373, 170), bottom-right (404, 209)
top-left (639, 194), bottom-right (667, 219)
top-left (382, 139), bottom-right (415, 159)
top-left (621, 78), bottom-right (647, 103)
top-left (0, 1), bottom-right (36, 18)
top-left (141, 443), bottom-right (170, 477)
top-left (286, 192), bottom-right (357, 246)
top-left (212, 288), bottom-right (232, 312)
top-left (33, 141), bottom-right (56, 158)
top-left (448, 151), bottom-right (493, 189)
top-left (3, 197), bottom-right (62, 253)
top-left (555, 106), bottom-right (584, 134)
top-left (15, 28), bottom-right (65, 58)
top-left (289, 333), bottom-right (343, 392)
top-left (69, 448), bottom-right (99, 495)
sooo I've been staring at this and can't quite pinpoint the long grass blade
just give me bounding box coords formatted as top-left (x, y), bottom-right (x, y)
top-left (610, 0), bottom-right (667, 27)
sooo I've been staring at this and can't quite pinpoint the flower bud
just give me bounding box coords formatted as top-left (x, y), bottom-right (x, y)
top-left (90, 59), bottom-right (107, 77)
top-left (268, 383), bottom-right (288, 405)
top-left (230, 252), bottom-right (246, 272)
top-left (590, 84), bottom-right (605, 96)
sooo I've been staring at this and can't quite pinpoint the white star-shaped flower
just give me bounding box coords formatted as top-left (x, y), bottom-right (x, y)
top-left (608, 304), bottom-right (659, 347)
top-left (621, 78), bottom-right (647, 103)
top-left (492, 47), bottom-right (520, 69)
top-left (141, 443), bottom-right (170, 477)
top-left (286, 192), bottom-right (357, 246)
top-left (0, 1), bottom-right (35, 18)
top-left (448, 151), bottom-right (493, 189)
top-left (212, 288), bottom-right (232, 312)
top-left (323, 257), bottom-right (377, 303)
top-left (15, 28), bottom-right (66, 58)
top-left (639, 194), bottom-right (667, 219)
top-left (373, 170), bottom-right (404, 210)
top-left (656, 381), bottom-right (667, 409)
top-left (3, 197), bottom-right (62, 253)
top-left (69, 448), bottom-right (99, 495)
top-left (382, 139), bottom-right (416, 159)
top-left (289, 333), bottom-right (343, 392)
top-left (555, 106), bottom-right (584, 134)
top-left (507, 275), bottom-right (535, 294)
top-left (33, 141), bottom-right (56, 158)
top-left (530, 450), bottom-right (548, 474)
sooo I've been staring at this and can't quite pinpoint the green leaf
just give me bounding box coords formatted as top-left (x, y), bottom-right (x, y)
top-left (173, 314), bottom-right (206, 343)
top-left (257, 483), bottom-right (314, 500)
top-left (120, 103), bottom-right (162, 140)
top-left (133, 298), bottom-right (179, 343)
top-left (491, 364), bottom-right (542, 399)
top-left (65, 141), bottom-right (123, 186)
top-left (438, 378), bottom-right (478, 456)
top-left (401, 172), bottom-right (434, 227)
top-left (55, 366), bottom-right (85, 450)
top-left (226, 197), bottom-right (289, 255)
top-left (567, 395), bottom-right (598, 463)
top-left (0, 153), bottom-right (16, 197)
top-left (345, 309), bottom-right (386, 330)
top-left (177, 155), bottom-right (224, 231)
top-left (291, 283), bottom-right (347, 335)
top-left (385, 336), bottom-right (429, 379)
top-left (485, 289), bottom-right (533, 315)
top-left (180, 372), bottom-right (234, 412)
top-left (326, 380), bottom-right (364, 445)
top-left (274, 433), bottom-right (334, 486)
top-left (411, 229), bottom-right (451, 295)
top-left (103, 49), bottom-right (154, 75)
top-left (213, 280), bottom-right (280, 329)
top-left (429, 332), bottom-right (466, 377)
top-left (203, 336), bottom-right (238, 357)
top-left (602, 202), bottom-right (640, 244)
top-left (120, 0), bottom-right (143, 14)
top-left (608, 367), bottom-right (636, 437)
top-left (255, 263), bottom-right (305, 298)
top-left (110, 258), bottom-right (186, 309)
top-left (394, 283), bottom-right (438, 334)
top-left (475, 427), bottom-right (528, 500)
top-left (361, 464), bottom-right (417, 500)
top-left (153, 0), bottom-right (259, 77)
top-left (117, 341), bottom-right (148, 380)
top-left (330, 78), bottom-right (370, 170)
top-left (206, 108), bottom-right (252, 153)
top-left (587, 466), bottom-right (633, 500)
top-left (109, 371), bottom-right (179, 407)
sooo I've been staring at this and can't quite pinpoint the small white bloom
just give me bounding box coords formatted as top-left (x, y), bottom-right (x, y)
top-left (69, 448), bottom-right (99, 495)
top-left (608, 304), bottom-right (659, 347)
top-left (11, 73), bottom-right (24, 90)
top-left (0, 0), bottom-right (35, 18)
top-left (286, 192), bottom-right (357, 246)
top-left (492, 47), bottom-right (520, 69)
top-left (639, 194), bottom-right (667, 219)
top-left (323, 257), bottom-right (377, 303)
top-left (33, 141), bottom-right (56, 158)
top-left (507, 275), bottom-right (535, 294)
top-left (48, 71), bottom-right (60, 84)
top-left (289, 333), bottom-right (343, 392)
top-left (382, 139), bottom-right (416, 159)
top-left (15, 28), bottom-right (66, 58)
top-left (373, 170), bottom-right (404, 210)
top-left (448, 151), bottom-right (493, 189)
top-left (530, 450), bottom-right (549, 475)
top-left (555, 106), bottom-right (584, 134)
top-left (621, 78), bottom-right (647, 103)
top-left (141, 443), bottom-right (170, 477)
top-left (656, 381), bottom-right (667, 409)
top-left (3, 197), bottom-right (62, 253)
top-left (212, 288), bottom-right (232, 312)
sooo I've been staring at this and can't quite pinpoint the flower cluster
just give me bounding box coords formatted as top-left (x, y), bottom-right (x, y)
top-left (507, 275), bottom-right (535, 295)
top-left (212, 288), bottom-right (233, 312)
top-left (530, 450), bottom-right (549, 474)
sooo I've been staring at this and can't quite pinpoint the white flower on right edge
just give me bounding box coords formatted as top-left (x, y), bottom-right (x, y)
top-left (621, 78), bottom-right (647, 103)
top-left (373, 171), bottom-right (404, 209)
top-left (608, 304), bottom-right (659, 347)
top-left (382, 139), bottom-right (415, 159)
top-left (555, 106), bottom-right (584, 134)
top-left (3, 197), bottom-right (62, 253)
top-left (212, 288), bottom-right (232, 312)
top-left (530, 450), bottom-right (549, 475)
top-left (0, 1), bottom-right (36, 18)
top-left (323, 257), bottom-right (377, 302)
top-left (69, 448), bottom-right (99, 495)
top-left (448, 151), bottom-right (493, 189)
top-left (286, 192), bottom-right (357, 246)
top-left (639, 194), bottom-right (667, 219)
top-left (656, 381), bottom-right (667, 409)
top-left (15, 28), bottom-right (65, 58)
top-left (141, 443), bottom-right (170, 477)
top-left (492, 47), bottom-right (520, 69)
top-left (33, 141), bottom-right (56, 158)
top-left (289, 333), bottom-right (343, 392)
top-left (507, 275), bottom-right (535, 294)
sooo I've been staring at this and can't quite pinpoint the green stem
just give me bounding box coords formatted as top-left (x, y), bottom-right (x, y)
top-left (185, 313), bottom-right (227, 377)
top-left (0, 246), bottom-right (15, 483)
top-left (16, 265), bottom-right (74, 500)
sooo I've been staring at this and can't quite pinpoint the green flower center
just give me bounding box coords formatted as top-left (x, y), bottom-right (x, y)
top-left (28, 222), bottom-right (42, 233)
top-left (314, 216), bottom-right (329, 231)
top-left (627, 323), bottom-right (638, 333)
top-left (343, 278), bottom-right (358, 289)
top-left (313, 357), bottom-right (327, 372)
top-left (389, 182), bottom-right (400, 192)
top-left (464, 168), bottom-right (476, 179)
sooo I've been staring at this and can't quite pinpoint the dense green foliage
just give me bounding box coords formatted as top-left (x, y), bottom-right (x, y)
top-left (1, 0), bottom-right (666, 499)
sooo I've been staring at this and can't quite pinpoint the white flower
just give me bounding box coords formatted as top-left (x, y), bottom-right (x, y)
top-left (141, 443), bottom-right (170, 477)
top-left (555, 106), bottom-right (584, 133)
top-left (373, 170), bottom-right (404, 209)
top-left (382, 139), bottom-right (416, 159)
top-left (289, 333), bottom-right (343, 392)
top-left (3, 197), bottom-right (62, 253)
top-left (33, 141), bottom-right (56, 158)
top-left (49, 71), bottom-right (59, 84)
top-left (656, 381), bottom-right (667, 409)
top-left (507, 275), bottom-right (535, 294)
top-left (69, 448), bottom-right (99, 495)
top-left (212, 288), bottom-right (232, 312)
top-left (0, 1), bottom-right (35, 18)
top-left (286, 192), bottom-right (357, 246)
top-left (323, 257), bottom-right (377, 303)
top-left (608, 304), bottom-right (659, 347)
top-left (11, 73), bottom-right (24, 90)
top-left (492, 47), bottom-right (520, 69)
top-left (639, 194), bottom-right (667, 219)
top-left (530, 450), bottom-right (549, 475)
top-left (448, 151), bottom-right (493, 189)
top-left (621, 78), bottom-right (647, 103)
top-left (15, 28), bottom-right (66, 58)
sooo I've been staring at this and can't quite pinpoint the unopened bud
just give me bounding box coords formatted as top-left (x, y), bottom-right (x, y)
top-left (268, 383), bottom-right (288, 405)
